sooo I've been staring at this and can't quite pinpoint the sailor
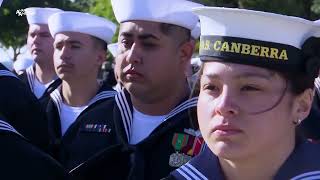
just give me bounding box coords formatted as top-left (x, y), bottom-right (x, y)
top-left (0, 2), bottom-right (50, 150)
top-left (69, 0), bottom-right (205, 179)
top-left (169, 6), bottom-right (320, 179)
top-left (20, 7), bottom-right (62, 100)
top-left (45, 11), bottom-right (117, 170)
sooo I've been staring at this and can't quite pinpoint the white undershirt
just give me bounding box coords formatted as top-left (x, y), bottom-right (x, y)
top-left (33, 78), bottom-right (54, 98)
top-left (60, 102), bottom-right (87, 136)
top-left (129, 107), bottom-right (166, 144)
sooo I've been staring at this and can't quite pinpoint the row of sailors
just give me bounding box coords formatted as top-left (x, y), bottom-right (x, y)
top-left (1, 0), bottom-right (320, 179)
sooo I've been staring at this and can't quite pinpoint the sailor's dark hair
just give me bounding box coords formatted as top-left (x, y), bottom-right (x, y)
top-left (91, 36), bottom-right (108, 51)
top-left (159, 23), bottom-right (191, 44)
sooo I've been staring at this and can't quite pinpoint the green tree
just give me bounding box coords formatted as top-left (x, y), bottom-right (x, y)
top-left (196, 0), bottom-right (238, 7)
top-left (70, 0), bottom-right (94, 12)
top-left (311, 0), bottom-right (320, 20)
top-left (239, 0), bottom-right (309, 18)
top-left (196, 0), bottom-right (320, 19)
top-left (0, 0), bottom-right (75, 61)
top-left (89, 0), bottom-right (115, 22)
top-left (89, 0), bottom-right (118, 62)
top-left (89, 0), bottom-right (118, 43)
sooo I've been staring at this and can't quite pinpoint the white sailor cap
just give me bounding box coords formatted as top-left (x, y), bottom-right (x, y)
top-left (191, 57), bottom-right (202, 67)
top-left (192, 7), bottom-right (318, 76)
top-left (107, 43), bottom-right (118, 57)
top-left (111, 0), bottom-right (203, 30)
top-left (312, 20), bottom-right (320, 37)
top-left (48, 11), bottom-right (117, 44)
top-left (25, 7), bottom-right (62, 25)
top-left (13, 57), bottom-right (34, 73)
top-left (191, 22), bottom-right (201, 39)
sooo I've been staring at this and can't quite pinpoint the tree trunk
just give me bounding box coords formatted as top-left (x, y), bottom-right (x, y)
top-left (12, 47), bottom-right (21, 62)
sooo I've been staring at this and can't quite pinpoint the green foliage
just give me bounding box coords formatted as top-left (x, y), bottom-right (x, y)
top-left (89, 0), bottom-right (116, 22)
top-left (200, 0), bottom-right (238, 7)
top-left (69, 0), bottom-right (92, 11)
top-left (0, 0), bottom-right (77, 60)
top-left (312, 0), bottom-right (320, 19)
top-left (89, 0), bottom-right (119, 44)
top-left (88, 0), bottom-right (119, 62)
top-left (239, 0), bottom-right (309, 18)
top-left (312, 0), bottom-right (320, 13)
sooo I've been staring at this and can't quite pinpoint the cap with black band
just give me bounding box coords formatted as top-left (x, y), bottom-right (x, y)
top-left (192, 7), bottom-right (320, 78)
